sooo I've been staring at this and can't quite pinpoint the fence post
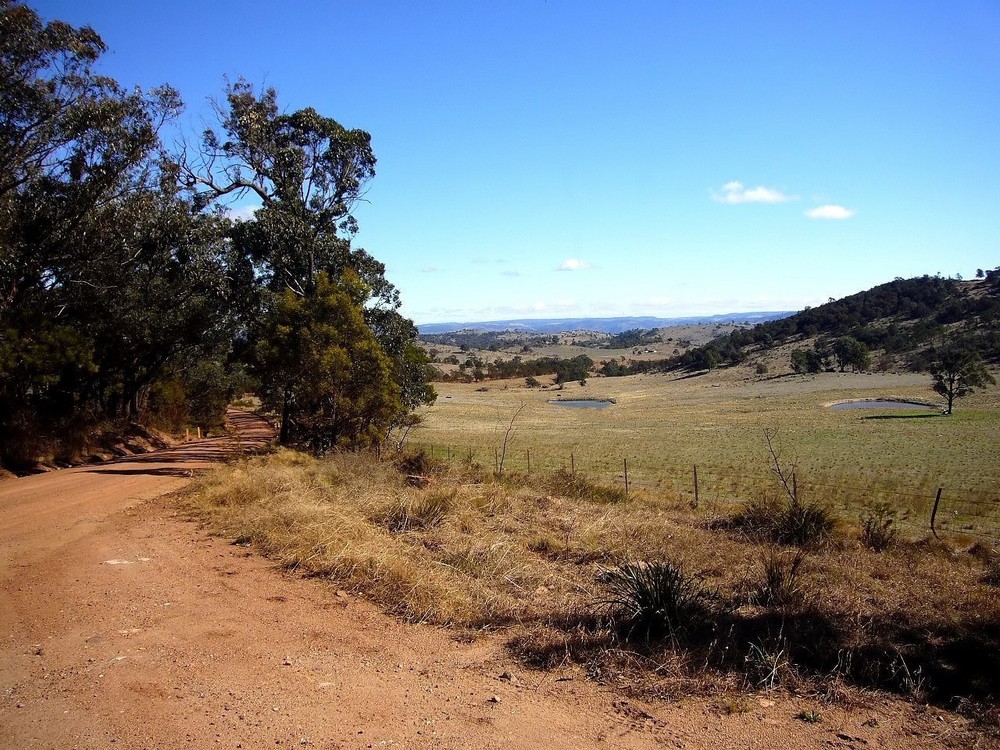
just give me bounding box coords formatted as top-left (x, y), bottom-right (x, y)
top-left (526, 448), bottom-right (531, 474)
top-left (930, 487), bottom-right (943, 539)
top-left (693, 465), bottom-right (699, 508)
top-left (624, 458), bottom-right (629, 499)
top-left (792, 472), bottom-right (798, 502)
top-left (571, 453), bottom-right (575, 478)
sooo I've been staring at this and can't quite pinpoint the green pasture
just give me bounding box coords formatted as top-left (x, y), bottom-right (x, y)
top-left (411, 369), bottom-right (1000, 540)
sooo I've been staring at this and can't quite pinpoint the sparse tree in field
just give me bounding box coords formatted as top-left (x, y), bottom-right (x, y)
top-left (930, 347), bottom-right (996, 415)
top-left (831, 336), bottom-right (871, 372)
top-left (791, 347), bottom-right (827, 374)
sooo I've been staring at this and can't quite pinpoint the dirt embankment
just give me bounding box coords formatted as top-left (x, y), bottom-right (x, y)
top-left (0, 411), bottom-right (971, 749)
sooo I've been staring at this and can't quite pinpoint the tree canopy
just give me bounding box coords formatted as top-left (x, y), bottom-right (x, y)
top-left (930, 347), bottom-right (995, 414)
top-left (0, 2), bottom-right (433, 467)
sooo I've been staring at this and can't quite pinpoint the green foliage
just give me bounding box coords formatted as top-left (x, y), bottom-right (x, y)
top-left (606, 328), bottom-right (661, 349)
top-left (668, 274), bottom-right (1000, 374)
top-left (255, 273), bottom-right (402, 452)
top-left (929, 346), bottom-right (996, 414)
top-left (831, 336), bottom-right (871, 372)
top-left (0, 7), bottom-right (433, 465)
top-left (595, 561), bottom-right (717, 641)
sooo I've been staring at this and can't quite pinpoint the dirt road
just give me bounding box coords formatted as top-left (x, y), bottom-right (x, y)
top-left (0, 412), bottom-right (970, 749)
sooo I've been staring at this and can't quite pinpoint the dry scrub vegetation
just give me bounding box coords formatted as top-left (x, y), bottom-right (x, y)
top-left (182, 447), bottom-right (1000, 733)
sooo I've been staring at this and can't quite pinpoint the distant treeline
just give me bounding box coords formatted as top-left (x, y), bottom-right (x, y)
top-left (433, 355), bottom-right (593, 384)
top-left (602, 274), bottom-right (1000, 376)
top-left (424, 331), bottom-right (559, 352)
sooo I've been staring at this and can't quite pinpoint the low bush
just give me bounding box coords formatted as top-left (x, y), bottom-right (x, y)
top-left (594, 560), bottom-right (718, 642)
top-left (381, 489), bottom-right (455, 532)
top-left (731, 495), bottom-right (835, 547)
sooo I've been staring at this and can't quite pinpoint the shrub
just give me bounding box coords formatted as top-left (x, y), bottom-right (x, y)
top-left (779, 500), bottom-right (835, 546)
top-left (594, 560), bottom-right (717, 641)
top-left (860, 502), bottom-right (898, 552)
top-left (394, 448), bottom-right (439, 477)
top-left (731, 495), bottom-right (835, 547)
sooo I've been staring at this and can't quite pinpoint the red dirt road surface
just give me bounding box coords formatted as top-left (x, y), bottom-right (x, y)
top-left (0, 411), bottom-right (974, 749)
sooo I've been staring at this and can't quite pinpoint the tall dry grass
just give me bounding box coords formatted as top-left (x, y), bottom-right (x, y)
top-left (180, 447), bottom-right (1000, 731)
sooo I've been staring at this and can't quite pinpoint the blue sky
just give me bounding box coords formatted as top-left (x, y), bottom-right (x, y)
top-left (34, 1), bottom-right (1000, 324)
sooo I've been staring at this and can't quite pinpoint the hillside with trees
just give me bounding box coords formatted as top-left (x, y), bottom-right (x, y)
top-left (0, 1), bottom-right (433, 469)
top-left (639, 273), bottom-right (1000, 376)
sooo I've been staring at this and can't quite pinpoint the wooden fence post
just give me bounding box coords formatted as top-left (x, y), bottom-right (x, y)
top-left (930, 487), bottom-right (943, 539)
top-left (526, 449), bottom-right (531, 474)
top-left (693, 465), bottom-right (699, 508)
top-left (571, 453), bottom-right (575, 477)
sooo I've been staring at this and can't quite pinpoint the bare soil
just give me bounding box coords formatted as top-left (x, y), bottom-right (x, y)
top-left (0, 412), bottom-right (977, 749)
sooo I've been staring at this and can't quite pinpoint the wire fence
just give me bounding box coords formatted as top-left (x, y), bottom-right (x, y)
top-left (410, 440), bottom-right (1000, 544)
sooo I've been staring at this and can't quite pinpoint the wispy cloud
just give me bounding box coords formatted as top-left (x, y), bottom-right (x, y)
top-left (500, 270), bottom-right (521, 277)
top-left (510, 301), bottom-right (578, 313)
top-left (805, 204), bottom-right (855, 220)
top-left (712, 181), bottom-right (796, 204)
top-left (558, 258), bottom-right (592, 271)
top-left (419, 266), bottom-right (439, 273)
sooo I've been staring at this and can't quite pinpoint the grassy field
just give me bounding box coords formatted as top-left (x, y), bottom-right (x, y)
top-left (410, 368), bottom-right (1000, 540)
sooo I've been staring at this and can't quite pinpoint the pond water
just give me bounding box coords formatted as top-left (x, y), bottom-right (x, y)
top-left (830, 400), bottom-right (936, 411)
top-left (548, 399), bottom-right (614, 409)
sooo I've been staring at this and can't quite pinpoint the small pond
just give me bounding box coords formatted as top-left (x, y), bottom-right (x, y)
top-left (830, 400), bottom-right (936, 411)
top-left (548, 399), bottom-right (614, 410)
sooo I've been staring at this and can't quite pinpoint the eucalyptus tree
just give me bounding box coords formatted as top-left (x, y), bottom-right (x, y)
top-left (184, 80), bottom-right (434, 450)
top-left (0, 1), bottom-right (234, 465)
top-left (931, 347), bottom-right (995, 414)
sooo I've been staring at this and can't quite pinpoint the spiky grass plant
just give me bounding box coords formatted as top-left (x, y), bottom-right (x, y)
top-left (594, 561), bottom-right (717, 642)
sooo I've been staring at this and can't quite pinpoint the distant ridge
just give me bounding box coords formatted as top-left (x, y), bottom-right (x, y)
top-left (417, 312), bottom-right (794, 335)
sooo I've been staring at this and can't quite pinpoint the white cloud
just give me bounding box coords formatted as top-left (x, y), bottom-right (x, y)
top-left (500, 270), bottom-right (521, 277)
top-left (713, 181), bottom-right (796, 204)
top-left (558, 258), bottom-right (592, 271)
top-left (419, 266), bottom-right (438, 273)
top-left (805, 204), bottom-right (855, 220)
